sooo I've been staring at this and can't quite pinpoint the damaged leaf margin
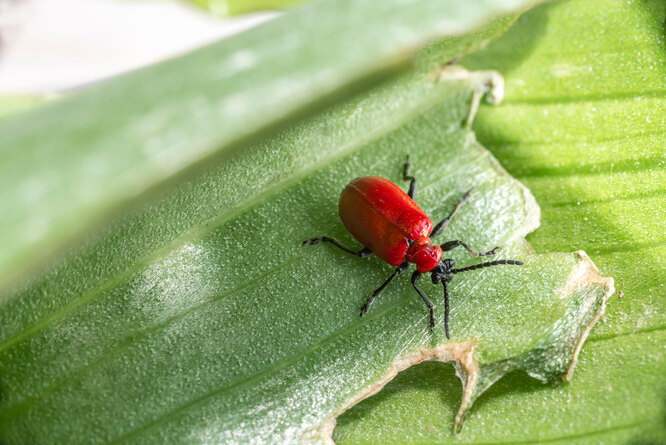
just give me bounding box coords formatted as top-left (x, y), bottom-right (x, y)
top-left (458, 251), bottom-right (614, 432)
top-left (302, 70), bottom-right (615, 442)
top-left (309, 252), bottom-right (613, 442)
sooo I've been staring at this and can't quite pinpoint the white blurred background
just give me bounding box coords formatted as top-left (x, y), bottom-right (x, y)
top-left (0, 0), bottom-right (275, 94)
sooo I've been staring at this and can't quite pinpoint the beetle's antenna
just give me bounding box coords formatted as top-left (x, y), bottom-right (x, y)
top-left (452, 259), bottom-right (523, 274)
top-left (442, 282), bottom-right (450, 340)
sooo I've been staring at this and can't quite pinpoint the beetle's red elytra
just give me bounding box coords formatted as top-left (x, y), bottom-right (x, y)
top-left (339, 177), bottom-right (442, 273)
top-left (303, 156), bottom-right (523, 339)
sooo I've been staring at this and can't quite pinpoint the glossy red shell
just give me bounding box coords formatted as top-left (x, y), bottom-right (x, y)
top-left (406, 236), bottom-right (443, 273)
top-left (338, 177), bottom-right (434, 267)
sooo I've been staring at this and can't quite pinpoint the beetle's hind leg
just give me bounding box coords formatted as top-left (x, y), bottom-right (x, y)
top-left (431, 188), bottom-right (474, 238)
top-left (360, 261), bottom-right (409, 317)
top-left (302, 237), bottom-right (372, 257)
top-left (403, 155), bottom-right (417, 199)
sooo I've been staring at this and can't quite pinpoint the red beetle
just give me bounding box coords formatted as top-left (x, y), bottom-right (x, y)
top-left (303, 156), bottom-right (523, 339)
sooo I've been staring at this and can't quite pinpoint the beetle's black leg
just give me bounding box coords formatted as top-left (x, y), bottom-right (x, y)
top-left (360, 261), bottom-right (409, 316)
top-left (452, 259), bottom-right (524, 274)
top-left (411, 271), bottom-right (435, 332)
top-left (302, 237), bottom-right (373, 257)
top-left (440, 240), bottom-right (500, 257)
top-left (431, 188), bottom-right (474, 238)
top-left (442, 281), bottom-right (451, 340)
top-left (403, 155), bottom-right (417, 199)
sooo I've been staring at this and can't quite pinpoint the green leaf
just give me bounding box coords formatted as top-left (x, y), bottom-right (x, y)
top-left (0, 1), bottom-right (618, 443)
top-left (0, 64), bottom-right (611, 442)
top-left (0, 57), bottom-right (613, 445)
top-left (0, 0), bottom-right (541, 294)
top-left (337, 0), bottom-right (666, 442)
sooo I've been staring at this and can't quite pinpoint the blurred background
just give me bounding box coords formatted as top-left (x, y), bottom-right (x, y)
top-left (0, 0), bottom-right (275, 94)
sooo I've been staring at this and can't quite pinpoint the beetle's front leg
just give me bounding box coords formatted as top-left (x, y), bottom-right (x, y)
top-left (440, 240), bottom-right (500, 257)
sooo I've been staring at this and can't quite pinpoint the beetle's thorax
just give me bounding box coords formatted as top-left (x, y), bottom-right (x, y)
top-left (406, 236), bottom-right (443, 273)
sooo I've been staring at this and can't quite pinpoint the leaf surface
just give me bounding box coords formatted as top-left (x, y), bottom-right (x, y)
top-left (0, 0), bottom-right (540, 292)
top-left (0, 1), bottom-right (618, 443)
top-left (0, 60), bottom-right (611, 445)
top-left (337, 0), bottom-right (666, 442)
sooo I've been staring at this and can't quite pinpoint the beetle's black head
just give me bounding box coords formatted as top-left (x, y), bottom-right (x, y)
top-left (431, 258), bottom-right (456, 284)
